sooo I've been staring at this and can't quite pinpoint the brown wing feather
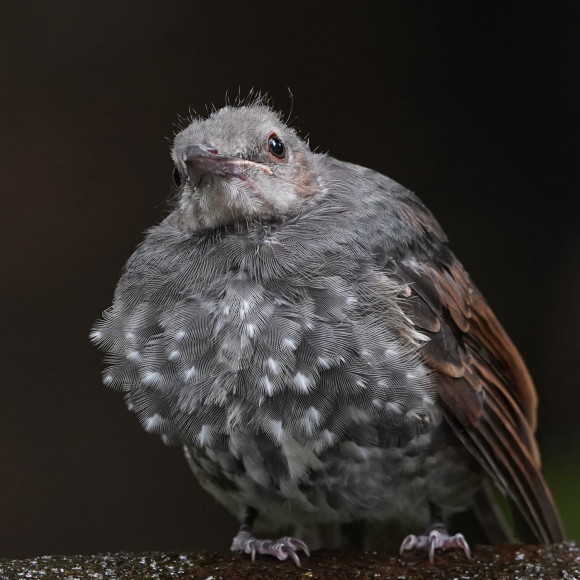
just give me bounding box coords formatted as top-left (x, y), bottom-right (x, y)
top-left (394, 257), bottom-right (564, 543)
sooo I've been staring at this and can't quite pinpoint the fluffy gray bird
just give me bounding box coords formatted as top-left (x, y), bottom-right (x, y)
top-left (91, 103), bottom-right (563, 565)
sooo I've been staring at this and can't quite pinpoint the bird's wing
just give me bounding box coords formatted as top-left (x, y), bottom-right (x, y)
top-left (387, 249), bottom-right (564, 543)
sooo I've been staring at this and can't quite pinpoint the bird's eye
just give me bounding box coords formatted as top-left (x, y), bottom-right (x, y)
top-left (173, 166), bottom-right (183, 187)
top-left (267, 133), bottom-right (285, 159)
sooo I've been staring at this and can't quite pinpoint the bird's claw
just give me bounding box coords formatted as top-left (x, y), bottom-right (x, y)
top-left (231, 529), bottom-right (310, 567)
top-left (400, 529), bottom-right (472, 563)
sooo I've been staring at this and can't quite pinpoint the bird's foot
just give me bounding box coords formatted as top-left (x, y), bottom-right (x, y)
top-left (399, 528), bottom-right (471, 563)
top-left (231, 528), bottom-right (310, 567)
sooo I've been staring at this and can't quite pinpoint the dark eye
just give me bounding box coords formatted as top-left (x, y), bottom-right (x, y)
top-left (173, 166), bottom-right (183, 186)
top-left (267, 133), bottom-right (285, 159)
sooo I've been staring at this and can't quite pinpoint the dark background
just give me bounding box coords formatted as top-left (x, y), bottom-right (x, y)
top-left (1, 1), bottom-right (578, 559)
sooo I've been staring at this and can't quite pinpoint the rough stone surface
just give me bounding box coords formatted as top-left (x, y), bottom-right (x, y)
top-left (1, 542), bottom-right (578, 579)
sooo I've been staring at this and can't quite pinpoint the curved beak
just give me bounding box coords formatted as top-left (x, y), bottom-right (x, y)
top-left (183, 145), bottom-right (272, 188)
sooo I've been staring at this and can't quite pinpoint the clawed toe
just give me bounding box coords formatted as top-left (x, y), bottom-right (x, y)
top-left (231, 529), bottom-right (310, 566)
top-left (400, 529), bottom-right (471, 563)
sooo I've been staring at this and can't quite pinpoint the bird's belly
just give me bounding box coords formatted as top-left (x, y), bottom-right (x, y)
top-left (184, 422), bottom-right (480, 532)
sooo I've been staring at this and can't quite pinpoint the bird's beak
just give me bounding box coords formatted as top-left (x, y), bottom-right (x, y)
top-left (183, 145), bottom-right (272, 188)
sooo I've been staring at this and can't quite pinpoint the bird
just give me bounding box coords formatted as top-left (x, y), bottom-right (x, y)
top-left (91, 99), bottom-right (564, 566)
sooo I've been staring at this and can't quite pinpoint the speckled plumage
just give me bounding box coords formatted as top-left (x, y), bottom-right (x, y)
top-left (91, 103), bottom-right (563, 560)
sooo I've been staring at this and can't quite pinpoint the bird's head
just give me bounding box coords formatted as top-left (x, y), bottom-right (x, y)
top-left (171, 105), bottom-right (319, 231)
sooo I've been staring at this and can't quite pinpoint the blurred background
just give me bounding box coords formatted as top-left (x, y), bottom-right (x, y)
top-left (1, 1), bottom-right (578, 559)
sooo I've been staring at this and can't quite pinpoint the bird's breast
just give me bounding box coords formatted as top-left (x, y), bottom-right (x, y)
top-left (93, 229), bottom-right (441, 479)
